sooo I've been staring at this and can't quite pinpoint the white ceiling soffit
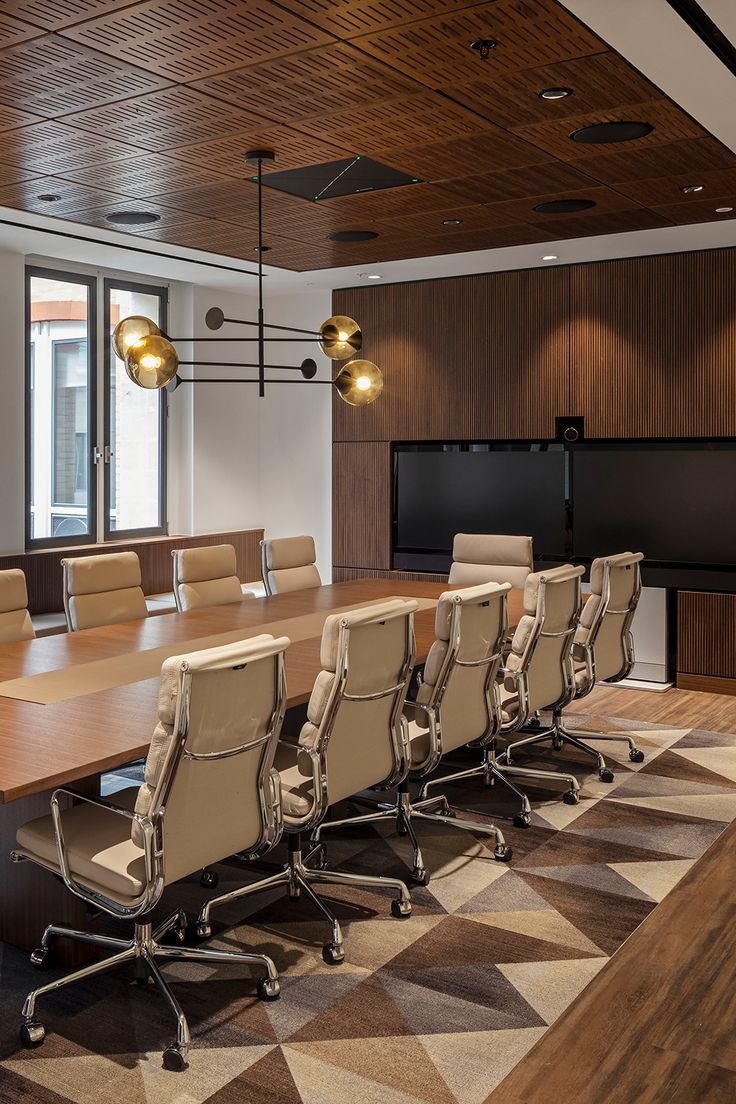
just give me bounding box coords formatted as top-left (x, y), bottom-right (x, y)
top-left (559, 0), bottom-right (736, 155)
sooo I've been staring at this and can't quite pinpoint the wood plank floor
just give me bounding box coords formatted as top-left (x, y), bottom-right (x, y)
top-left (488, 682), bottom-right (736, 1104)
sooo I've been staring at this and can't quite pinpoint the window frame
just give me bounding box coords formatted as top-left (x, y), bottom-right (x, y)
top-left (103, 277), bottom-right (168, 541)
top-left (25, 265), bottom-right (98, 550)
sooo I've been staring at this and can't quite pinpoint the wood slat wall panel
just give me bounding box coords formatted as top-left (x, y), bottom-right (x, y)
top-left (0, 529), bottom-right (263, 614)
top-left (332, 442), bottom-right (391, 570)
top-left (678, 591), bottom-right (736, 680)
top-left (570, 250), bottom-right (736, 437)
top-left (333, 567), bottom-right (448, 584)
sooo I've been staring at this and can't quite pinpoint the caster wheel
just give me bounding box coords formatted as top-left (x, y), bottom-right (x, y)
top-left (134, 959), bottom-right (150, 985)
top-left (20, 1021), bottom-right (45, 1048)
top-left (513, 813), bottom-right (531, 829)
top-left (162, 1044), bottom-right (187, 1072)
top-left (200, 869), bottom-right (218, 890)
top-left (441, 806), bottom-right (456, 818)
top-left (170, 912), bottom-right (187, 944)
top-left (288, 887), bottom-right (301, 901)
top-left (391, 899), bottom-right (412, 919)
top-left (494, 845), bottom-right (513, 863)
top-left (257, 977), bottom-right (281, 1001)
top-left (630, 749), bottom-right (645, 763)
top-left (322, 943), bottom-right (345, 966)
top-left (311, 845), bottom-right (327, 870)
top-left (599, 768), bottom-right (615, 783)
top-left (411, 867), bottom-right (430, 886)
top-left (553, 737), bottom-right (563, 751)
top-left (396, 820), bottom-right (408, 836)
top-left (563, 790), bottom-right (579, 806)
top-left (195, 921), bottom-right (211, 940)
top-left (30, 946), bottom-right (51, 970)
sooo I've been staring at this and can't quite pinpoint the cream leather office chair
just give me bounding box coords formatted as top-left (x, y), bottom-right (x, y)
top-left (506, 552), bottom-right (645, 775)
top-left (316, 583), bottom-right (513, 884)
top-left (0, 568), bottom-right (35, 643)
top-left (261, 535), bottom-right (321, 596)
top-left (196, 599), bottom-right (416, 965)
top-left (12, 635), bottom-right (288, 1070)
top-left (172, 543), bottom-right (253, 612)
top-left (62, 551), bottom-right (148, 631)
top-left (448, 533), bottom-right (533, 588)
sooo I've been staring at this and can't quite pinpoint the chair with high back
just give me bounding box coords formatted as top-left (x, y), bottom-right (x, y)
top-left (172, 543), bottom-right (254, 612)
top-left (62, 551), bottom-right (148, 632)
top-left (12, 634), bottom-right (289, 1071)
top-left (506, 552), bottom-right (645, 776)
top-left (448, 533), bottom-right (533, 589)
top-left (315, 582), bottom-right (513, 885)
top-left (261, 535), bottom-right (321, 596)
top-left (422, 565), bottom-right (587, 826)
top-left (0, 569), bottom-right (35, 643)
top-left (195, 599), bottom-right (416, 965)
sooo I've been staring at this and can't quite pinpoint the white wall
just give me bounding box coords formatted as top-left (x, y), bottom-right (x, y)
top-left (0, 249), bottom-right (28, 555)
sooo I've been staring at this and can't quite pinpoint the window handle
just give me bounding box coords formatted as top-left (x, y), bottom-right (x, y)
top-left (92, 447), bottom-right (103, 465)
top-left (104, 445), bottom-right (114, 464)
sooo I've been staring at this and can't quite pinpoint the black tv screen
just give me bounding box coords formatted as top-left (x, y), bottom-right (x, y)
top-left (572, 444), bottom-right (736, 566)
top-left (394, 446), bottom-right (568, 562)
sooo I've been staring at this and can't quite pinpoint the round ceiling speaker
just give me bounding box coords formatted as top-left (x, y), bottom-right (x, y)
top-left (105, 210), bottom-right (161, 226)
top-left (570, 121), bottom-right (653, 144)
top-left (328, 230), bottom-right (379, 242)
top-left (533, 198), bottom-right (596, 214)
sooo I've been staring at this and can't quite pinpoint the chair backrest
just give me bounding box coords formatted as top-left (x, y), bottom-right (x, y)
top-left (448, 533), bottom-right (533, 589)
top-left (0, 569), bottom-right (35, 644)
top-left (134, 634), bottom-right (289, 885)
top-left (298, 599), bottom-right (416, 808)
top-left (62, 551), bottom-right (148, 632)
top-left (261, 535), bottom-right (321, 596)
top-left (416, 582), bottom-right (510, 754)
top-left (172, 543), bottom-right (245, 612)
top-left (505, 564), bottom-right (585, 718)
top-left (576, 552), bottom-right (643, 685)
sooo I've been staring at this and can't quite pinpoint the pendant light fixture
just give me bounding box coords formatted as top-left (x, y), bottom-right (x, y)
top-left (113, 150), bottom-right (383, 407)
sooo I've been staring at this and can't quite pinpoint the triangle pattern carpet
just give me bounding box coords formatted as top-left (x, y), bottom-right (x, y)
top-left (1, 714), bottom-right (734, 1102)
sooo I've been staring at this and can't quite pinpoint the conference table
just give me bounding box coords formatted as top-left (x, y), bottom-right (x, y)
top-left (0, 578), bottom-right (525, 953)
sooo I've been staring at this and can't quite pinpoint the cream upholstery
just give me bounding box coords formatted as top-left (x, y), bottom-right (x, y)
top-left (172, 543), bottom-right (251, 612)
top-left (0, 568), bottom-right (35, 644)
top-left (409, 582), bottom-right (510, 768)
top-left (278, 598), bottom-right (416, 821)
top-left (62, 551), bottom-right (148, 632)
top-left (448, 533), bottom-right (533, 589)
top-left (575, 551), bottom-right (643, 687)
top-left (15, 635), bottom-right (289, 907)
top-left (261, 535), bottom-right (321, 596)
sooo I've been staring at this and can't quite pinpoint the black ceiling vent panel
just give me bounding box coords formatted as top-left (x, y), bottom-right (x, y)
top-left (254, 156), bottom-right (421, 201)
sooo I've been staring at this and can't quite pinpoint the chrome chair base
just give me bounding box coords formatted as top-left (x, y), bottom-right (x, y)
top-left (20, 909), bottom-right (279, 1071)
top-left (418, 746), bottom-right (582, 828)
top-left (196, 834), bottom-right (412, 966)
top-left (507, 710), bottom-right (644, 783)
top-left (315, 780), bottom-right (513, 885)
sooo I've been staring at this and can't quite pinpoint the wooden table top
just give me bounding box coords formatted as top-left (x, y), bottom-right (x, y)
top-left (0, 579), bottom-right (525, 805)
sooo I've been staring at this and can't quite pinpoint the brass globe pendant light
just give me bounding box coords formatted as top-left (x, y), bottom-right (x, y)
top-left (115, 151), bottom-right (382, 407)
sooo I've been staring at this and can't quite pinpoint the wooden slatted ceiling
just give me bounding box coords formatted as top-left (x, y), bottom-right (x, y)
top-left (0, 0), bottom-right (734, 269)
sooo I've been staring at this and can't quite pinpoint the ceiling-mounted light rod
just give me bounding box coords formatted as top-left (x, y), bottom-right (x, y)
top-left (178, 359), bottom-right (318, 377)
top-left (167, 335), bottom-right (317, 342)
top-left (205, 310), bottom-right (321, 338)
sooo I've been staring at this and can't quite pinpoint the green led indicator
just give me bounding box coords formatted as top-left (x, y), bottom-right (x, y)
top-left (355, 155), bottom-right (361, 160)
top-left (251, 176), bottom-right (258, 181)
top-left (411, 178), bottom-right (420, 183)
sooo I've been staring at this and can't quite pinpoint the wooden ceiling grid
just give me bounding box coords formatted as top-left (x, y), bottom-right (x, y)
top-left (0, 0), bottom-right (733, 269)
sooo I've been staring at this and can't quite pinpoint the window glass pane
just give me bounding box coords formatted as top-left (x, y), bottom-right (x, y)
top-left (108, 286), bottom-right (163, 533)
top-left (28, 275), bottom-right (92, 541)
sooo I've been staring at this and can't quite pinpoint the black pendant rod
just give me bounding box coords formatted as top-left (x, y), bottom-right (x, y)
top-left (168, 335), bottom-right (315, 342)
top-left (257, 156), bottom-right (265, 398)
top-left (176, 378), bottom-right (333, 385)
top-left (217, 317), bottom-right (321, 337)
top-left (178, 361), bottom-right (312, 370)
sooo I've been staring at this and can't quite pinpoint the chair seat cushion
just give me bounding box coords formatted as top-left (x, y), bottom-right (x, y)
top-left (407, 718), bottom-right (432, 769)
top-left (275, 742), bottom-right (315, 821)
top-left (498, 682), bottom-right (520, 725)
top-left (15, 787), bottom-right (146, 905)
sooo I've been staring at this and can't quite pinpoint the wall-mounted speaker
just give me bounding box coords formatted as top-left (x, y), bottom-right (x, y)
top-left (556, 415), bottom-right (584, 443)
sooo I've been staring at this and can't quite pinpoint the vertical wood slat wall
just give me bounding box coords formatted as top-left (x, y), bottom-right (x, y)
top-left (332, 247), bottom-right (736, 687)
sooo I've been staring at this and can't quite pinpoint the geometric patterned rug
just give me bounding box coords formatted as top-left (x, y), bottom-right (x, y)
top-left (2, 713), bottom-right (736, 1104)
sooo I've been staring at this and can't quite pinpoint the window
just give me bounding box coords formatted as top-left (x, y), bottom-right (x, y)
top-left (26, 267), bottom-right (168, 548)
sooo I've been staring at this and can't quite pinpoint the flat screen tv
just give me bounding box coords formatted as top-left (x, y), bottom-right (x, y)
top-left (393, 444), bottom-right (568, 573)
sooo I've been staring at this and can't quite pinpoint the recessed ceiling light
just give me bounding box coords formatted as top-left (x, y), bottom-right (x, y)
top-left (36, 193), bottom-right (61, 202)
top-left (681, 184), bottom-right (704, 194)
top-left (442, 218), bottom-right (463, 225)
top-left (716, 206), bottom-right (733, 213)
top-left (359, 273), bottom-right (382, 279)
top-left (328, 230), bottom-right (379, 242)
top-left (539, 87), bottom-right (572, 100)
top-left (253, 244), bottom-right (272, 252)
top-left (541, 254), bottom-right (558, 261)
top-left (570, 121), bottom-right (653, 144)
top-left (105, 210), bottom-right (161, 226)
top-left (534, 198), bottom-right (596, 214)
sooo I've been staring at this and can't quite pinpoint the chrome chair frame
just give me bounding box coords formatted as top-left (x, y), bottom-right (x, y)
top-left (197, 608), bottom-right (416, 966)
top-left (506, 558), bottom-right (643, 779)
top-left (259, 539), bottom-right (273, 596)
top-left (11, 650), bottom-right (287, 1071)
top-left (316, 592), bottom-right (513, 884)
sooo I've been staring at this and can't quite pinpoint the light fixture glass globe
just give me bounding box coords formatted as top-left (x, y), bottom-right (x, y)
top-left (333, 359), bottom-right (383, 406)
top-left (125, 334), bottom-right (179, 390)
top-left (319, 315), bottom-right (362, 360)
top-left (112, 315), bottom-right (161, 361)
